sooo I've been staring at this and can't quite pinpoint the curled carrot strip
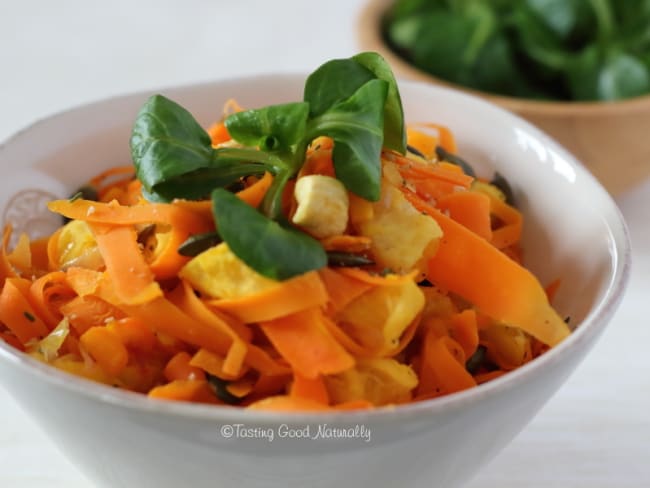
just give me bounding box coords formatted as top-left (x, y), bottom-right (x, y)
top-left (320, 234), bottom-right (372, 253)
top-left (29, 237), bottom-right (50, 273)
top-left (420, 332), bottom-right (476, 396)
top-left (89, 166), bottom-right (135, 190)
top-left (449, 309), bottom-right (479, 360)
top-left (486, 193), bottom-right (523, 250)
top-left (170, 281), bottom-right (248, 377)
top-left (28, 271), bottom-right (76, 329)
top-left (235, 172), bottom-right (273, 208)
top-left (336, 267), bottom-right (419, 287)
top-left (259, 307), bottom-right (354, 379)
top-left (60, 295), bottom-right (124, 335)
top-left (318, 267), bottom-right (373, 313)
top-left (47, 199), bottom-right (209, 229)
top-left (0, 278), bottom-right (50, 344)
top-left (148, 379), bottom-right (218, 404)
top-left (290, 373), bottom-right (330, 405)
top-left (387, 152), bottom-right (473, 188)
top-left (207, 121), bottom-right (231, 146)
top-left (207, 271), bottom-right (328, 323)
top-left (300, 148), bottom-right (335, 178)
top-left (189, 348), bottom-right (243, 381)
top-left (403, 190), bottom-right (569, 346)
top-left (247, 395), bottom-right (330, 412)
top-left (406, 127), bottom-right (439, 160)
top-left (437, 191), bottom-right (492, 241)
top-left (409, 123), bottom-right (458, 153)
top-left (80, 326), bottom-right (129, 377)
top-left (89, 223), bottom-right (162, 305)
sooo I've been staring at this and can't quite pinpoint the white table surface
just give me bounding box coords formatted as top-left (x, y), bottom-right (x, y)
top-left (0, 1), bottom-right (648, 487)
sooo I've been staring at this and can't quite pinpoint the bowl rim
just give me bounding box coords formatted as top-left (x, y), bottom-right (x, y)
top-left (357, 0), bottom-right (650, 118)
top-left (0, 74), bottom-right (632, 426)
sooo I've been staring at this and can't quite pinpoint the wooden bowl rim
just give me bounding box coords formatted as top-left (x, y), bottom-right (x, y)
top-left (357, 0), bottom-right (650, 118)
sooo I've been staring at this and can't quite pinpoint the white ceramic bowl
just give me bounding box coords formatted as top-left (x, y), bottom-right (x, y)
top-left (0, 75), bottom-right (630, 488)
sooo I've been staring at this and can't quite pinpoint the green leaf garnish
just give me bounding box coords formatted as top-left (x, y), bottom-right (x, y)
top-left (225, 102), bottom-right (310, 157)
top-left (130, 52), bottom-right (406, 280)
top-left (306, 78), bottom-right (388, 201)
top-left (353, 52), bottom-right (407, 153)
top-left (212, 189), bottom-right (327, 280)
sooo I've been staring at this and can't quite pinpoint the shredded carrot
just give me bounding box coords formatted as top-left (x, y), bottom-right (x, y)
top-left (207, 121), bottom-right (231, 146)
top-left (89, 166), bottom-right (135, 190)
top-left (148, 379), bottom-right (218, 404)
top-left (336, 267), bottom-right (419, 286)
top-left (89, 223), bottom-right (162, 305)
top-left (222, 98), bottom-right (243, 116)
top-left (0, 331), bottom-right (23, 351)
top-left (47, 198), bottom-right (209, 229)
top-left (437, 191), bottom-right (492, 241)
top-left (485, 192), bottom-right (523, 250)
top-left (108, 316), bottom-right (157, 352)
top-left (404, 190), bottom-right (570, 346)
top-left (388, 152), bottom-right (474, 188)
top-left (300, 148), bottom-right (336, 178)
top-left (29, 236), bottom-right (50, 272)
top-left (189, 348), bottom-right (241, 381)
top-left (318, 267), bottom-right (374, 312)
top-left (174, 279), bottom-right (251, 342)
top-left (0, 105), bottom-right (570, 411)
top-left (247, 395), bottom-right (330, 412)
top-left (27, 271), bottom-right (75, 329)
top-left (409, 123), bottom-right (458, 153)
top-left (235, 172), bottom-right (273, 208)
top-left (0, 278), bottom-right (49, 344)
top-left (320, 234), bottom-right (371, 253)
top-left (207, 270), bottom-right (328, 323)
top-left (60, 295), bottom-right (124, 335)
top-left (406, 127), bottom-right (439, 159)
top-left (98, 175), bottom-right (138, 203)
top-left (420, 332), bottom-right (476, 395)
top-left (259, 307), bottom-right (355, 379)
top-left (79, 326), bottom-right (129, 377)
top-left (121, 296), bottom-right (232, 360)
top-left (474, 370), bottom-right (507, 384)
top-left (449, 309), bottom-right (479, 360)
top-left (164, 351), bottom-right (206, 382)
top-left (226, 379), bottom-right (255, 399)
top-left (290, 373), bottom-right (330, 404)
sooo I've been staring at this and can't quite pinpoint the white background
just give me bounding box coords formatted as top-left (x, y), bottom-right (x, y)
top-left (0, 1), bottom-right (648, 487)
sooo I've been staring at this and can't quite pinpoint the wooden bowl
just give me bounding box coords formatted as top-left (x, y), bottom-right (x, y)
top-left (357, 0), bottom-right (650, 195)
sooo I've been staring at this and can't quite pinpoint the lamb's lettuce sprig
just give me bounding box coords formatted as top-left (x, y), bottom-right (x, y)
top-left (130, 52), bottom-right (405, 280)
